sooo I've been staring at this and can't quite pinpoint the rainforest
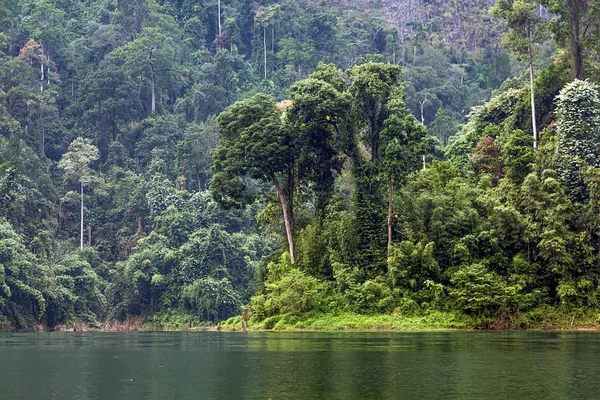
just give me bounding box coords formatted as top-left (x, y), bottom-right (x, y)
top-left (1, 0), bottom-right (600, 331)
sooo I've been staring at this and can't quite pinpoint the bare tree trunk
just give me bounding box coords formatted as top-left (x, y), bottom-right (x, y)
top-left (151, 64), bottom-right (156, 114)
top-left (529, 50), bottom-right (537, 149)
top-left (387, 179), bottom-right (393, 259)
top-left (218, 0), bottom-right (222, 36)
top-left (40, 62), bottom-right (44, 92)
top-left (88, 225), bottom-right (92, 246)
top-left (569, 1), bottom-right (583, 79)
top-left (263, 27), bottom-right (267, 80)
top-left (80, 182), bottom-right (84, 250)
top-left (419, 95), bottom-right (428, 124)
top-left (271, 173), bottom-right (295, 264)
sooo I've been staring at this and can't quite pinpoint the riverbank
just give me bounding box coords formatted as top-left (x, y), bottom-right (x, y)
top-left (217, 308), bottom-right (600, 332)
top-left (2, 308), bottom-right (599, 332)
top-left (218, 312), bottom-right (470, 331)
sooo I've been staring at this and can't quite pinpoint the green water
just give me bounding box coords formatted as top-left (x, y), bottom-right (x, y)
top-left (0, 331), bottom-right (599, 399)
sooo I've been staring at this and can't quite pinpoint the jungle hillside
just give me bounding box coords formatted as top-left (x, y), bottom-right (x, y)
top-left (1, 0), bottom-right (600, 330)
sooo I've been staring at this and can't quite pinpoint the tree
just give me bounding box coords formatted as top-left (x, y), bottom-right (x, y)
top-left (543, 0), bottom-right (600, 79)
top-left (0, 219), bottom-right (46, 328)
top-left (211, 94), bottom-right (296, 263)
top-left (113, 25), bottom-right (179, 115)
top-left (348, 63), bottom-right (404, 161)
top-left (502, 129), bottom-right (534, 183)
top-left (492, 0), bottom-right (546, 149)
top-left (286, 63), bottom-right (352, 216)
top-left (58, 137), bottom-right (99, 249)
top-left (555, 79), bottom-right (600, 201)
top-left (429, 108), bottom-right (459, 146)
top-left (254, 4), bottom-right (281, 80)
top-left (380, 86), bottom-right (429, 258)
top-left (347, 63), bottom-right (406, 275)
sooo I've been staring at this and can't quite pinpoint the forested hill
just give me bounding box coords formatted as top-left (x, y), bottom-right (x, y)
top-left (1, 0), bottom-right (599, 330)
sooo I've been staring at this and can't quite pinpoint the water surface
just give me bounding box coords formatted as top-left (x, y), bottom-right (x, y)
top-left (0, 331), bottom-right (598, 399)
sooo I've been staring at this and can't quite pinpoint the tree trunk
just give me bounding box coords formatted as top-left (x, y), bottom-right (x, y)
top-left (218, 0), bottom-right (222, 36)
top-left (569, 1), bottom-right (583, 79)
top-left (150, 64), bottom-right (156, 114)
top-left (80, 182), bottom-right (84, 250)
top-left (529, 50), bottom-right (537, 149)
top-left (287, 164), bottom-right (294, 230)
top-left (263, 27), bottom-right (267, 80)
top-left (40, 62), bottom-right (44, 92)
top-left (271, 173), bottom-right (295, 264)
top-left (387, 178), bottom-right (393, 260)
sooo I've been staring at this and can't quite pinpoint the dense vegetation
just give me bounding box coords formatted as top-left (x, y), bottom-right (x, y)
top-left (1, 0), bottom-right (599, 330)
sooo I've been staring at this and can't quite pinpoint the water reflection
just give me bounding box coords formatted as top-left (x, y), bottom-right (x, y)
top-left (1, 331), bottom-right (599, 399)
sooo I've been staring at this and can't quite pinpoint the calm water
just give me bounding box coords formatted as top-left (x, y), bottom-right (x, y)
top-left (0, 331), bottom-right (599, 399)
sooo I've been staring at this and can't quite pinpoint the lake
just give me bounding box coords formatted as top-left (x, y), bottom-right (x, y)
top-left (0, 331), bottom-right (598, 399)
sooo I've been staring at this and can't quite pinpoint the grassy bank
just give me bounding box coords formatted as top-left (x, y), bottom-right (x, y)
top-left (220, 311), bottom-right (475, 331)
top-left (218, 308), bottom-right (600, 332)
top-left (3, 308), bottom-right (599, 332)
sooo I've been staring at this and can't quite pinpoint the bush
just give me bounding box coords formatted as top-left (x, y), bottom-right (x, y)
top-left (250, 268), bottom-right (330, 320)
top-left (182, 277), bottom-right (242, 322)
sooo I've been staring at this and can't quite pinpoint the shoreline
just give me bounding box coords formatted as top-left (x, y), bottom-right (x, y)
top-left (3, 310), bottom-right (598, 332)
top-left (2, 325), bottom-right (599, 333)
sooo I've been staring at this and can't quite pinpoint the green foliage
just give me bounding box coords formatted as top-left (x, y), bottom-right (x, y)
top-left (501, 129), bottom-right (534, 183)
top-left (296, 224), bottom-right (330, 278)
top-left (250, 265), bottom-right (330, 321)
top-left (182, 277), bottom-right (241, 322)
top-left (211, 93), bottom-right (291, 207)
top-left (491, 0), bottom-right (546, 61)
top-left (389, 241), bottom-right (440, 291)
top-left (348, 62), bottom-right (403, 160)
top-left (450, 263), bottom-right (542, 327)
top-left (555, 79), bottom-right (600, 200)
top-left (2, 0), bottom-right (600, 331)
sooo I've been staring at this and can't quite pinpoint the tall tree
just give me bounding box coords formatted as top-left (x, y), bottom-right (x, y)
top-left (543, 0), bottom-right (600, 79)
top-left (286, 63), bottom-right (352, 216)
top-left (492, 0), bottom-right (546, 149)
top-left (555, 79), bottom-right (600, 201)
top-left (58, 137), bottom-right (99, 249)
top-left (347, 63), bottom-right (405, 275)
top-left (254, 4), bottom-right (281, 80)
top-left (380, 87), bottom-right (429, 258)
top-left (348, 63), bottom-right (404, 161)
top-left (210, 94), bottom-right (297, 263)
top-left (113, 25), bottom-right (178, 115)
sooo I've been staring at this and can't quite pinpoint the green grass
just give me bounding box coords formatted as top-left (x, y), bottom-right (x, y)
top-left (219, 311), bottom-right (475, 331)
top-left (518, 306), bottom-right (600, 330)
top-left (218, 307), bottom-right (600, 332)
